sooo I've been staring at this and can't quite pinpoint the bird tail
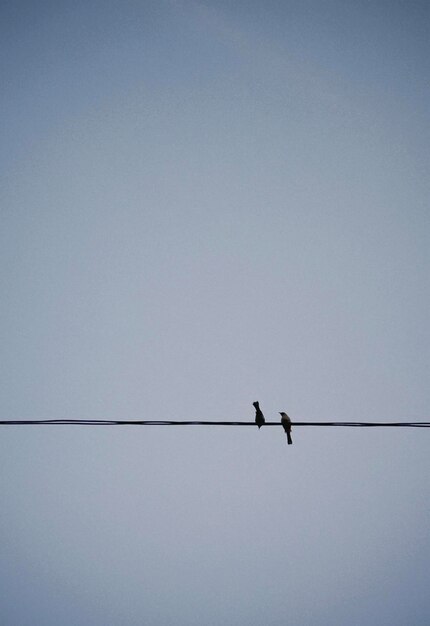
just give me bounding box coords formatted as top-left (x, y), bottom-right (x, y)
top-left (287, 432), bottom-right (293, 445)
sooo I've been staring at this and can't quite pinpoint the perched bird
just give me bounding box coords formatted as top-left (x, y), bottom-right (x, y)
top-left (253, 401), bottom-right (265, 429)
top-left (280, 412), bottom-right (293, 445)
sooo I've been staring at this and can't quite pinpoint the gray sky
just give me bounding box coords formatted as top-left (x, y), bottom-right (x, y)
top-left (1, 1), bottom-right (429, 624)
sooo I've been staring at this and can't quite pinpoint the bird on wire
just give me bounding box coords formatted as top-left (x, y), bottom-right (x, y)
top-left (280, 412), bottom-right (293, 445)
top-left (253, 401), bottom-right (265, 429)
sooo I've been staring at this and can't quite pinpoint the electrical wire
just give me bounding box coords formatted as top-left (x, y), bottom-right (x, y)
top-left (0, 420), bottom-right (429, 427)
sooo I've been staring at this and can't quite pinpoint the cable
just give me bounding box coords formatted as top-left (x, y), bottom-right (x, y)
top-left (0, 420), bottom-right (429, 427)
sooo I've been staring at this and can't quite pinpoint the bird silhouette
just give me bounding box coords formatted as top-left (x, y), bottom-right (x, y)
top-left (280, 412), bottom-right (293, 444)
top-left (253, 401), bottom-right (265, 429)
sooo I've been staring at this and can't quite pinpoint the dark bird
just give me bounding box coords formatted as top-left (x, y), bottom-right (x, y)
top-left (280, 412), bottom-right (293, 445)
top-left (253, 401), bottom-right (265, 429)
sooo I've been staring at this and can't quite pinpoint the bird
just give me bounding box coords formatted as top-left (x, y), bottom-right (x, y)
top-left (280, 412), bottom-right (293, 445)
top-left (253, 401), bottom-right (265, 429)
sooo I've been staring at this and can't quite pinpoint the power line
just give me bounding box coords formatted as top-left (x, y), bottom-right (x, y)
top-left (0, 420), bottom-right (429, 427)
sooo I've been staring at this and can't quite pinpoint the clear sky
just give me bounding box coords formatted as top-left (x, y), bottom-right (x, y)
top-left (1, 1), bottom-right (429, 624)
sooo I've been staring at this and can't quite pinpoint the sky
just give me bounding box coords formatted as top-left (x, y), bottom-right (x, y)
top-left (1, 1), bottom-right (429, 624)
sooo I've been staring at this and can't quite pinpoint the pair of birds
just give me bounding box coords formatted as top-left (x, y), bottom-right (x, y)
top-left (253, 401), bottom-right (293, 445)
